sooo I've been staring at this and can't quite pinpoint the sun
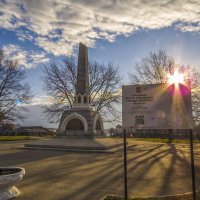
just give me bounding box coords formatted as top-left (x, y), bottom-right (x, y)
top-left (168, 70), bottom-right (184, 86)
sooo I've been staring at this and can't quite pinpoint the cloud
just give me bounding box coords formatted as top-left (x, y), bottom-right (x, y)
top-left (176, 22), bottom-right (200, 32)
top-left (35, 37), bottom-right (74, 56)
top-left (0, 0), bottom-right (200, 56)
top-left (17, 95), bottom-right (53, 107)
top-left (2, 44), bottom-right (49, 68)
top-left (28, 96), bottom-right (53, 106)
top-left (19, 104), bottom-right (58, 128)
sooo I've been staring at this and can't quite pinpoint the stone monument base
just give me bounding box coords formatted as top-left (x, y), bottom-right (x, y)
top-left (24, 137), bottom-right (124, 153)
top-left (58, 108), bottom-right (104, 137)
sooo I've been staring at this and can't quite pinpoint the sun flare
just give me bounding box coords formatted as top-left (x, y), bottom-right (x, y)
top-left (168, 70), bottom-right (184, 86)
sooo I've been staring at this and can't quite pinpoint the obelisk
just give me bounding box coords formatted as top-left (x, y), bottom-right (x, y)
top-left (73, 43), bottom-right (90, 108)
top-left (76, 43), bottom-right (89, 95)
top-left (58, 43), bottom-right (104, 137)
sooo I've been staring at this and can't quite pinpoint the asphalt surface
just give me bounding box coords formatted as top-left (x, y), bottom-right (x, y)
top-left (0, 139), bottom-right (200, 200)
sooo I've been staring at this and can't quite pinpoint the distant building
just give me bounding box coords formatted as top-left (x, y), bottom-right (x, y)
top-left (16, 126), bottom-right (52, 136)
top-left (108, 124), bottom-right (192, 139)
top-left (47, 128), bottom-right (57, 133)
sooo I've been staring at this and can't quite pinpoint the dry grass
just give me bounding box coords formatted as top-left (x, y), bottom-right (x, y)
top-left (0, 136), bottom-right (32, 141)
top-left (104, 192), bottom-right (200, 200)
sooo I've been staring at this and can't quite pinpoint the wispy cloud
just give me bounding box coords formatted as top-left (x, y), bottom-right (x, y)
top-left (176, 22), bottom-right (200, 32)
top-left (0, 0), bottom-right (200, 56)
top-left (20, 96), bottom-right (53, 106)
top-left (2, 44), bottom-right (49, 68)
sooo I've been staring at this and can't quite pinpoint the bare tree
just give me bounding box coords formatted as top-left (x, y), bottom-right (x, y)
top-left (192, 92), bottom-right (200, 125)
top-left (0, 50), bottom-right (31, 124)
top-left (42, 57), bottom-right (122, 123)
top-left (129, 50), bottom-right (175, 84)
top-left (129, 50), bottom-right (200, 125)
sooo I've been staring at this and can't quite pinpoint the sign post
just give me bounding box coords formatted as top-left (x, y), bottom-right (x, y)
top-left (123, 129), bottom-right (128, 200)
top-left (122, 83), bottom-right (195, 199)
top-left (189, 129), bottom-right (196, 200)
top-left (122, 84), bottom-right (193, 130)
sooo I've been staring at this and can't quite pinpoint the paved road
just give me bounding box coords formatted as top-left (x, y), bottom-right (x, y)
top-left (0, 139), bottom-right (200, 200)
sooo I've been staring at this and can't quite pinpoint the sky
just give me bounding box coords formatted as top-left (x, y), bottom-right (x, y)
top-left (0, 0), bottom-right (200, 128)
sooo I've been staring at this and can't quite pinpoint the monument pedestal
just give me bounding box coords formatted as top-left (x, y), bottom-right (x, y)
top-left (58, 107), bottom-right (104, 137)
top-left (24, 138), bottom-right (124, 153)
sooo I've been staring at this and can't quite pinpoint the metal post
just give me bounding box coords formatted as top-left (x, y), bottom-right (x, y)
top-left (189, 129), bottom-right (196, 200)
top-left (123, 129), bottom-right (128, 200)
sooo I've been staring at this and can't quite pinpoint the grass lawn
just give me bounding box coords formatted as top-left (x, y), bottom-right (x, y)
top-left (111, 137), bottom-right (200, 144)
top-left (0, 136), bottom-right (34, 141)
top-left (133, 138), bottom-right (200, 144)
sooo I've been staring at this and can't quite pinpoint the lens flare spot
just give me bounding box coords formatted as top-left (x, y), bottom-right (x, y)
top-left (168, 70), bottom-right (184, 86)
